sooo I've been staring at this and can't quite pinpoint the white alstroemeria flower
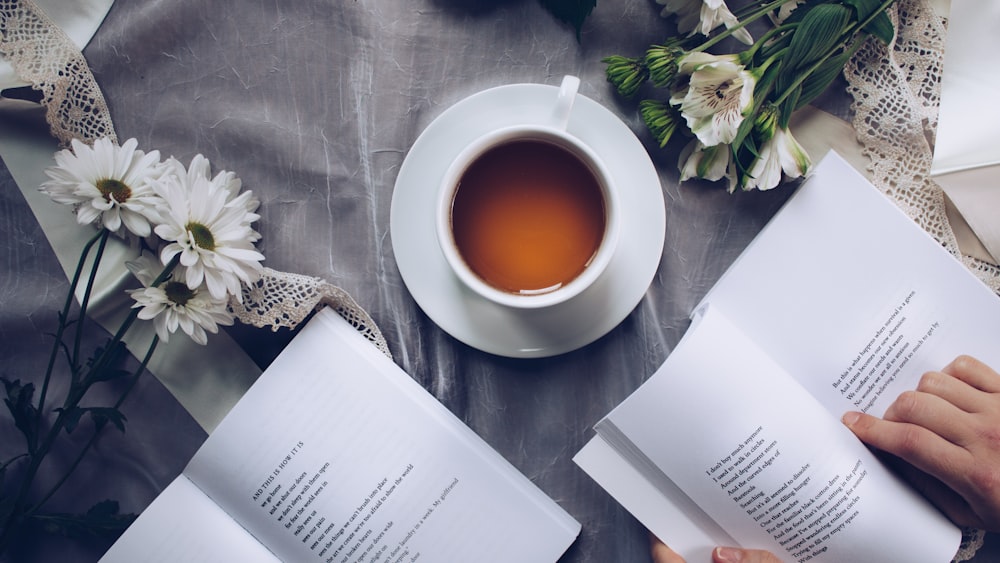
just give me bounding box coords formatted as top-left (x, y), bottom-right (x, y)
top-left (127, 254), bottom-right (234, 345)
top-left (656, 0), bottom-right (753, 45)
top-left (671, 54), bottom-right (756, 147)
top-left (678, 138), bottom-right (738, 192)
top-left (772, 0), bottom-right (805, 24)
top-left (40, 137), bottom-right (164, 237)
top-left (742, 127), bottom-right (811, 191)
top-left (153, 155), bottom-right (263, 302)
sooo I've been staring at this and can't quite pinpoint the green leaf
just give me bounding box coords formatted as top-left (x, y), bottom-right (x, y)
top-left (733, 136), bottom-right (761, 188)
top-left (785, 3), bottom-right (853, 72)
top-left (777, 0), bottom-right (829, 26)
top-left (794, 50), bottom-right (852, 112)
top-left (88, 407), bottom-right (128, 433)
top-left (841, 0), bottom-right (895, 43)
top-left (85, 340), bottom-right (128, 370)
top-left (538, 0), bottom-right (597, 40)
top-left (841, 0), bottom-right (881, 20)
top-left (89, 367), bottom-right (131, 383)
top-left (57, 406), bottom-right (86, 434)
top-left (778, 86), bottom-right (801, 128)
top-left (56, 406), bottom-right (128, 433)
top-left (29, 500), bottom-right (136, 540)
top-left (2, 378), bottom-right (38, 449)
top-left (731, 111), bottom-right (758, 158)
top-left (863, 12), bottom-right (894, 44)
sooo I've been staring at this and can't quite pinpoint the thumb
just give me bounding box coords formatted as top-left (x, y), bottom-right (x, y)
top-left (713, 546), bottom-right (783, 563)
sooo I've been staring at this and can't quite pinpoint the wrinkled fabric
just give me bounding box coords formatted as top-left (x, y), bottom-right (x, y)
top-left (12, 2), bottom-right (997, 563)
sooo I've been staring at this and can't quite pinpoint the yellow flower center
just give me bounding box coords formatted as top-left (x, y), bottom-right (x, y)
top-left (164, 281), bottom-right (196, 306)
top-left (186, 222), bottom-right (216, 251)
top-left (96, 178), bottom-right (131, 203)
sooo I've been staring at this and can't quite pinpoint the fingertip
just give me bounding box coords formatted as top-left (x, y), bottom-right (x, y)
top-left (841, 411), bottom-right (862, 427)
top-left (944, 354), bottom-right (976, 373)
top-left (713, 546), bottom-right (743, 563)
top-left (650, 534), bottom-right (685, 563)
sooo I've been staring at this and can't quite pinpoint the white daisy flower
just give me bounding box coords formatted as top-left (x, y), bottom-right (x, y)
top-left (127, 254), bottom-right (234, 345)
top-left (678, 138), bottom-right (738, 192)
top-left (40, 137), bottom-right (164, 237)
top-left (656, 0), bottom-right (753, 45)
top-left (153, 155), bottom-right (263, 302)
top-left (671, 54), bottom-right (756, 147)
top-left (742, 126), bottom-right (811, 191)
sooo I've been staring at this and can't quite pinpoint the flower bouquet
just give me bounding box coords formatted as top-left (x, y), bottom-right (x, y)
top-left (605, 0), bottom-right (895, 191)
top-left (0, 137), bottom-right (263, 548)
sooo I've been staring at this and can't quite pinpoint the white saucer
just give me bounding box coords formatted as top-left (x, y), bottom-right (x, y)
top-left (389, 82), bottom-right (665, 358)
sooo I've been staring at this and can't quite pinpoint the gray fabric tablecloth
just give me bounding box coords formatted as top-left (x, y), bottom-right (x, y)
top-left (2, 0), bottom-right (998, 561)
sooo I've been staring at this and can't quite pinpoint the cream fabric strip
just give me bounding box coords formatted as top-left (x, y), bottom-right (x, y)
top-left (0, 101), bottom-right (263, 432)
top-left (844, 0), bottom-right (1000, 294)
top-left (790, 105), bottom-right (870, 178)
top-left (929, 0), bottom-right (1000, 266)
top-left (0, 0), bottom-right (390, 432)
top-left (936, 170), bottom-right (1000, 265)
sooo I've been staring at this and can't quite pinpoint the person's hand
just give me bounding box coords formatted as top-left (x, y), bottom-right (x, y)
top-left (649, 534), bottom-right (782, 562)
top-left (842, 355), bottom-right (1000, 532)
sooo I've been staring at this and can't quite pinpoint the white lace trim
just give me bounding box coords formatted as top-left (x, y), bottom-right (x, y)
top-left (0, 0), bottom-right (391, 357)
top-left (233, 267), bottom-right (391, 357)
top-left (1, 0), bottom-right (995, 557)
top-left (0, 0), bottom-right (116, 145)
top-left (844, 0), bottom-right (1000, 293)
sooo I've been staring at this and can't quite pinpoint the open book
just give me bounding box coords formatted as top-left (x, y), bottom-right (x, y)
top-left (101, 308), bottom-right (580, 562)
top-left (574, 151), bottom-right (1000, 563)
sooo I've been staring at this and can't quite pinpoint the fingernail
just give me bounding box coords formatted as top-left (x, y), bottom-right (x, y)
top-left (715, 546), bottom-right (744, 563)
top-left (842, 411), bottom-right (861, 426)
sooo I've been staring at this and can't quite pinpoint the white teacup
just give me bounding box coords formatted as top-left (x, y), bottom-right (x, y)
top-left (436, 76), bottom-right (620, 310)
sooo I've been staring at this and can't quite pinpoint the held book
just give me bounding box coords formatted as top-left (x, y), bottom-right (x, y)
top-left (101, 308), bottom-right (580, 563)
top-left (574, 151), bottom-right (1000, 563)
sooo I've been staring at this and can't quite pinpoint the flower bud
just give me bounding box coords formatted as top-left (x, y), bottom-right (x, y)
top-left (753, 104), bottom-right (780, 142)
top-left (603, 55), bottom-right (649, 98)
top-left (644, 44), bottom-right (683, 88)
top-left (639, 99), bottom-right (679, 148)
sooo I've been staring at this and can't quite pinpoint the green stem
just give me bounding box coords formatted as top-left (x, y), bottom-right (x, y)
top-left (72, 229), bottom-right (111, 380)
top-left (744, 23), bottom-right (793, 63)
top-left (0, 380), bottom-right (86, 550)
top-left (78, 254), bottom-right (178, 387)
top-left (34, 229), bottom-right (104, 452)
top-left (24, 336), bottom-right (160, 518)
top-left (2, 251), bottom-right (179, 549)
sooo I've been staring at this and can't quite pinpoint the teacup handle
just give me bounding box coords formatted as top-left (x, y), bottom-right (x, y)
top-left (552, 75), bottom-right (580, 131)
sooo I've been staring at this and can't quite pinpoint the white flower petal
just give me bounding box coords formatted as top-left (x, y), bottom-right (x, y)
top-left (745, 140), bottom-right (783, 191)
top-left (151, 156), bottom-right (263, 299)
top-left (679, 139), bottom-right (732, 182)
top-left (38, 136), bottom-right (164, 237)
top-left (776, 128), bottom-right (811, 179)
top-left (675, 59), bottom-right (755, 147)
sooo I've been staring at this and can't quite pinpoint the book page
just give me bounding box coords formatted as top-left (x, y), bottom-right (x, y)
top-left (597, 306), bottom-right (959, 563)
top-left (182, 308), bottom-right (579, 563)
top-left (573, 434), bottom-right (736, 562)
top-left (100, 476), bottom-right (279, 562)
top-left (700, 151), bottom-right (1000, 419)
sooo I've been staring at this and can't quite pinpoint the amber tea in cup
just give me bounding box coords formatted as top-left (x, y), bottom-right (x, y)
top-left (437, 124), bottom-right (619, 310)
top-left (450, 139), bottom-right (606, 295)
